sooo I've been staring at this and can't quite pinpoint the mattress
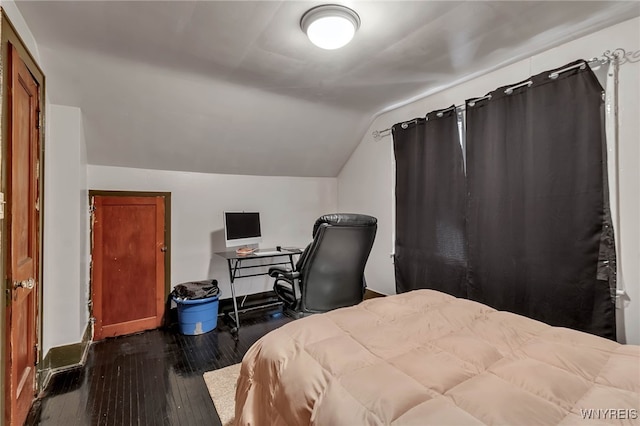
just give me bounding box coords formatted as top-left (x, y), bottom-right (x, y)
top-left (235, 289), bottom-right (639, 425)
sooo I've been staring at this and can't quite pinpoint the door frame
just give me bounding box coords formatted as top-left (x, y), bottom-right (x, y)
top-left (0, 8), bottom-right (46, 422)
top-left (88, 191), bottom-right (172, 330)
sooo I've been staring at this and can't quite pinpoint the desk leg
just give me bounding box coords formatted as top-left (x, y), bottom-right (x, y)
top-left (227, 259), bottom-right (241, 335)
top-left (229, 281), bottom-right (240, 334)
top-left (288, 254), bottom-right (298, 301)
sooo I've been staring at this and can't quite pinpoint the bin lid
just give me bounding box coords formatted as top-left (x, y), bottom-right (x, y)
top-left (171, 279), bottom-right (220, 300)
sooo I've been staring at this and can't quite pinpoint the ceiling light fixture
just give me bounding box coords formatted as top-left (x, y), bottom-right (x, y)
top-left (300, 4), bottom-right (360, 50)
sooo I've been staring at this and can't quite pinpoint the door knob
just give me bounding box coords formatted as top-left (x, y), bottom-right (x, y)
top-left (14, 278), bottom-right (35, 289)
top-left (160, 246), bottom-right (167, 252)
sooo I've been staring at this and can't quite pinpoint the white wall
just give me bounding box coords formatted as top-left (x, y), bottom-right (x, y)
top-left (88, 166), bottom-right (337, 300)
top-left (43, 105), bottom-right (89, 353)
top-left (338, 17), bottom-right (640, 344)
top-left (1, 1), bottom-right (40, 61)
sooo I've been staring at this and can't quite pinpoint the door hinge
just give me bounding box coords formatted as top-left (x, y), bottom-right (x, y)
top-left (36, 110), bottom-right (41, 130)
top-left (36, 160), bottom-right (40, 180)
top-left (35, 197), bottom-right (40, 212)
top-left (34, 343), bottom-right (39, 365)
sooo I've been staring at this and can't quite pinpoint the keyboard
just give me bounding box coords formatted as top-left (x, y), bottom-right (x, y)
top-left (253, 250), bottom-right (287, 256)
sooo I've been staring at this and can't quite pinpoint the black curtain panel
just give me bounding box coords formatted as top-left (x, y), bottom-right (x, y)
top-left (465, 60), bottom-right (616, 338)
top-left (393, 108), bottom-right (467, 297)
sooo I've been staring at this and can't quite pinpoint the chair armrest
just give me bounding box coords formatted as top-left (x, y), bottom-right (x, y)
top-left (268, 265), bottom-right (300, 280)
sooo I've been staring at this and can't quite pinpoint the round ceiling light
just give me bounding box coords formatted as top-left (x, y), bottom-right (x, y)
top-left (300, 4), bottom-right (361, 50)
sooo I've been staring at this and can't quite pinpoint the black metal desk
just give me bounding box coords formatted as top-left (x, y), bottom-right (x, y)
top-left (215, 248), bottom-right (302, 333)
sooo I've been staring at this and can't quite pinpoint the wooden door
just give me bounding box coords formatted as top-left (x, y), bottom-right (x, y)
top-left (92, 196), bottom-right (166, 340)
top-left (6, 44), bottom-right (40, 426)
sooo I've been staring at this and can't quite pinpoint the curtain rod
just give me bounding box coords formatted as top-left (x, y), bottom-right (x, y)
top-left (372, 49), bottom-right (628, 141)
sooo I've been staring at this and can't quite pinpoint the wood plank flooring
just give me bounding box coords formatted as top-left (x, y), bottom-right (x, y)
top-left (26, 308), bottom-right (292, 425)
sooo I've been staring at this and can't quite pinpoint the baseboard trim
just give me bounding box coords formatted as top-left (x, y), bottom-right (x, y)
top-left (215, 288), bottom-right (386, 317)
top-left (218, 290), bottom-right (280, 314)
top-left (38, 321), bottom-right (92, 392)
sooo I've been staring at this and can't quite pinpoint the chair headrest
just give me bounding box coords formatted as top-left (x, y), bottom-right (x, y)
top-left (312, 213), bottom-right (377, 237)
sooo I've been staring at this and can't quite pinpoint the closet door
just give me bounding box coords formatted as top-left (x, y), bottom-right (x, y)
top-left (91, 195), bottom-right (167, 340)
top-left (6, 43), bottom-right (41, 426)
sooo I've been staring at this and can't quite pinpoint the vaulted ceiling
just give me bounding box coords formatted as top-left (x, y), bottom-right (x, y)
top-left (16, 1), bottom-right (640, 177)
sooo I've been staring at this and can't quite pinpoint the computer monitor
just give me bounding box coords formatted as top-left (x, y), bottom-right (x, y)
top-left (224, 212), bottom-right (262, 248)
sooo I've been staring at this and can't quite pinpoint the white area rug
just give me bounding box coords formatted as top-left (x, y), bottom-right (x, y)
top-left (203, 363), bottom-right (241, 426)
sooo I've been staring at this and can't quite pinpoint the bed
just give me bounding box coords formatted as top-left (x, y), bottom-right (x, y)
top-left (235, 290), bottom-right (639, 425)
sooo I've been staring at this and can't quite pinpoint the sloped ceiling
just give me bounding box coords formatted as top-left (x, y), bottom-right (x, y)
top-left (16, 1), bottom-right (640, 177)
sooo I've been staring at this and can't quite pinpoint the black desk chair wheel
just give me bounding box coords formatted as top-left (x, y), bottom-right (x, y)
top-left (269, 213), bottom-right (377, 316)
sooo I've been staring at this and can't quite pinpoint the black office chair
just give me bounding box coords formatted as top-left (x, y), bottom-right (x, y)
top-left (269, 213), bottom-right (377, 315)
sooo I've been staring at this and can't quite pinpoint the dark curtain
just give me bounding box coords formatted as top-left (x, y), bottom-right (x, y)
top-left (465, 61), bottom-right (616, 338)
top-left (393, 108), bottom-right (467, 296)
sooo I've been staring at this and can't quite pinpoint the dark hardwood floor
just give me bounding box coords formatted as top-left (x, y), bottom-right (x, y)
top-left (26, 308), bottom-right (292, 425)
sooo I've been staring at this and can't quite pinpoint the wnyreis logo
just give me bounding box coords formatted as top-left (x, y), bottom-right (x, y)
top-left (580, 409), bottom-right (638, 420)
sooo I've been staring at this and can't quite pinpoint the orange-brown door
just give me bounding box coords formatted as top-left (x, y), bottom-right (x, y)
top-left (6, 44), bottom-right (40, 426)
top-left (91, 195), bottom-right (166, 340)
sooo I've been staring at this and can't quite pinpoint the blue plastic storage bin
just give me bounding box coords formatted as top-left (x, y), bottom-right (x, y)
top-left (173, 295), bottom-right (219, 335)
